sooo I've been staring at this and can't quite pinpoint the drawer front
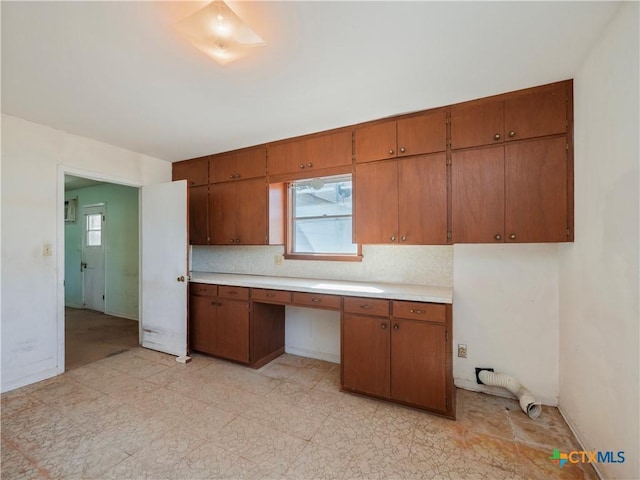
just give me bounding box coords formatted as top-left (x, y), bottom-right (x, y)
top-left (251, 288), bottom-right (292, 304)
top-left (293, 292), bottom-right (342, 310)
top-left (190, 283), bottom-right (217, 297)
top-left (343, 297), bottom-right (390, 317)
top-left (392, 301), bottom-right (446, 323)
top-left (218, 286), bottom-right (250, 300)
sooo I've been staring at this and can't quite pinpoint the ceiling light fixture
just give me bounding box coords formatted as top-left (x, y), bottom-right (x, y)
top-left (172, 0), bottom-right (266, 65)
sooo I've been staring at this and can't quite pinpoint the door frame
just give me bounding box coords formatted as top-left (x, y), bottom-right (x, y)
top-left (56, 166), bottom-right (142, 374)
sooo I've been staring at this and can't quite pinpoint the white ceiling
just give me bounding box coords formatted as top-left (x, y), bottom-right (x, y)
top-left (1, 1), bottom-right (621, 163)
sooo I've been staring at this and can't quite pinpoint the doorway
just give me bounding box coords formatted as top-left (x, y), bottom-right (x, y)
top-left (63, 176), bottom-right (140, 370)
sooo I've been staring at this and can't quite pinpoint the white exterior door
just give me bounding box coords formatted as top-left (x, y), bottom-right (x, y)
top-left (82, 204), bottom-right (106, 312)
top-left (140, 180), bottom-right (188, 357)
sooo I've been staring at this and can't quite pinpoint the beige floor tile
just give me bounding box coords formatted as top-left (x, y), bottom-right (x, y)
top-left (285, 441), bottom-right (351, 480)
top-left (508, 406), bottom-right (582, 451)
top-left (514, 442), bottom-right (599, 480)
top-left (163, 442), bottom-right (252, 480)
top-left (0, 440), bottom-right (48, 480)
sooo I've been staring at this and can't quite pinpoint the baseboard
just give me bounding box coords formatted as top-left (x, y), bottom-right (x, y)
top-left (65, 302), bottom-right (83, 309)
top-left (104, 310), bottom-right (139, 321)
top-left (284, 345), bottom-right (340, 364)
top-left (557, 406), bottom-right (605, 480)
top-left (1, 366), bottom-right (58, 394)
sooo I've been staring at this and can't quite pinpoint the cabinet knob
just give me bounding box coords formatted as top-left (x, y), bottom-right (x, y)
top-left (235, 239), bottom-right (241, 243)
top-left (390, 235), bottom-right (396, 241)
top-left (399, 147), bottom-right (406, 153)
top-left (228, 290), bottom-right (237, 296)
top-left (360, 304), bottom-right (372, 310)
top-left (381, 323), bottom-right (387, 330)
top-left (508, 130), bottom-right (516, 138)
top-left (230, 239), bottom-right (235, 243)
top-left (410, 309), bottom-right (425, 314)
top-left (393, 324), bottom-right (399, 331)
top-left (401, 235), bottom-right (407, 242)
top-left (495, 234), bottom-right (502, 241)
top-left (299, 164), bottom-right (305, 169)
top-left (388, 149), bottom-right (394, 155)
top-left (311, 298), bottom-right (321, 303)
top-left (307, 163), bottom-right (313, 167)
top-left (494, 133), bottom-right (501, 140)
top-left (266, 293), bottom-right (275, 298)
top-left (509, 233), bottom-right (516, 240)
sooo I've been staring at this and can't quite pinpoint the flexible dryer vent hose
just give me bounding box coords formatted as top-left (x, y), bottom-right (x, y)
top-left (478, 370), bottom-right (542, 419)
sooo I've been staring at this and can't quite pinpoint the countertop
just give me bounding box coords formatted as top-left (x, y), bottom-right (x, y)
top-left (189, 272), bottom-right (453, 304)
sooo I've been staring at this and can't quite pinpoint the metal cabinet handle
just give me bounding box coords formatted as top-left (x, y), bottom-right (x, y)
top-left (399, 147), bottom-right (406, 153)
top-left (401, 235), bottom-right (407, 241)
top-left (508, 130), bottom-right (516, 138)
top-left (495, 234), bottom-right (502, 241)
top-left (410, 309), bottom-right (425, 314)
top-left (311, 298), bottom-right (321, 303)
top-left (509, 233), bottom-right (516, 240)
top-left (393, 324), bottom-right (399, 331)
top-left (494, 133), bottom-right (501, 140)
top-left (299, 164), bottom-right (305, 169)
top-left (228, 290), bottom-right (238, 296)
top-left (360, 304), bottom-right (372, 309)
top-left (381, 323), bottom-right (387, 329)
top-left (266, 293), bottom-right (275, 298)
top-left (307, 163), bottom-right (313, 167)
top-left (388, 149), bottom-right (394, 155)
top-left (390, 235), bottom-right (396, 241)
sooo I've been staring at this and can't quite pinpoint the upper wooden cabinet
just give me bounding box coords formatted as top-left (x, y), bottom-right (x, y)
top-left (210, 146), bottom-right (266, 183)
top-left (267, 130), bottom-right (352, 177)
top-left (355, 110), bottom-right (447, 163)
top-left (172, 156), bottom-right (209, 186)
top-left (188, 185), bottom-right (209, 245)
top-left (451, 82), bottom-right (569, 150)
top-left (354, 153), bottom-right (448, 245)
top-left (451, 137), bottom-right (570, 243)
top-left (209, 177), bottom-right (268, 245)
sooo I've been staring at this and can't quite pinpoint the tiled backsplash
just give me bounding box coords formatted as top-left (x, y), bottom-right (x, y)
top-left (191, 245), bottom-right (453, 287)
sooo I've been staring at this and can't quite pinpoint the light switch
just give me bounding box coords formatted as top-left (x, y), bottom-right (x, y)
top-left (43, 243), bottom-right (52, 256)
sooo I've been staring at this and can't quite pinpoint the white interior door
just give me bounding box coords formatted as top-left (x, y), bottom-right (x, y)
top-left (140, 180), bottom-right (188, 357)
top-left (82, 204), bottom-right (106, 312)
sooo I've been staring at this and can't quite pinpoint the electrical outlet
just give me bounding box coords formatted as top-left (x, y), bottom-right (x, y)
top-left (274, 254), bottom-right (284, 266)
top-left (457, 344), bottom-right (467, 358)
top-left (42, 243), bottom-right (52, 256)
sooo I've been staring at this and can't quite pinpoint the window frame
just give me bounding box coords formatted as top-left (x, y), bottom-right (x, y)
top-left (284, 174), bottom-right (362, 262)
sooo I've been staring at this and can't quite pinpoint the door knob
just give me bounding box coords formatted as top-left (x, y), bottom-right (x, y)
top-left (177, 275), bottom-right (185, 282)
top-left (81, 262), bottom-right (87, 271)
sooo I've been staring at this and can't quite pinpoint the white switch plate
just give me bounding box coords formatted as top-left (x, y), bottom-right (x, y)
top-left (274, 254), bottom-right (284, 266)
top-left (43, 243), bottom-right (52, 256)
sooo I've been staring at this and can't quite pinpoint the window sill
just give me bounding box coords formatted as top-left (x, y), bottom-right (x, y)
top-left (284, 253), bottom-right (363, 262)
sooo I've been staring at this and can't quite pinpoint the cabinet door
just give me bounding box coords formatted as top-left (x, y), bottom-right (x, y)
top-left (451, 146), bottom-right (505, 243)
top-left (397, 111), bottom-right (447, 157)
top-left (450, 100), bottom-right (504, 150)
top-left (214, 299), bottom-right (250, 363)
top-left (354, 161), bottom-right (399, 244)
top-left (209, 182), bottom-right (237, 245)
top-left (505, 137), bottom-right (568, 242)
top-left (505, 84), bottom-right (567, 142)
top-left (235, 178), bottom-right (268, 245)
top-left (210, 147), bottom-right (266, 183)
top-left (306, 131), bottom-right (353, 170)
top-left (398, 154), bottom-right (447, 244)
top-left (354, 120), bottom-right (397, 163)
top-left (172, 157), bottom-right (209, 186)
top-left (267, 140), bottom-right (307, 177)
top-left (391, 319), bottom-right (447, 412)
top-left (189, 185), bottom-right (209, 245)
top-left (342, 314), bottom-right (390, 398)
top-left (190, 294), bottom-right (216, 354)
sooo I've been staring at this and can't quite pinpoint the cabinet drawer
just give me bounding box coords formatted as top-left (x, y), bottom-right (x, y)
top-left (343, 297), bottom-right (389, 317)
top-left (218, 286), bottom-right (250, 300)
top-left (190, 283), bottom-right (217, 297)
top-left (392, 301), bottom-right (445, 323)
top-left (251, 288), bottom-right (292, 304)
top-left (293, 292), bottom-right (341, 310)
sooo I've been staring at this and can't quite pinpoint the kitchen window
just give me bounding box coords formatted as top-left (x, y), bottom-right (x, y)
top-left (286, 174), bottom-right (361, 261)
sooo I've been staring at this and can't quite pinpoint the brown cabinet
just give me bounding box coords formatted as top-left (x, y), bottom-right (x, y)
top-left (267, 130), bottom-right (352, 178)
top-left (189, 185), bottom-right (209, 245)
top-left (451, 83), bottom-right (568, 150)
top-left (210, 147), bottom-right (266, 183)
top-left (451, 137), bottom-right (569, 243)
top-left (354, 153), bottom-right (447, 244)
top-left (342, 298), bottom-right (453, 417)
top-left (172, 156), bottom-right (209, 186)
top-left (209, 177), bottom-right (268, 245)
top-left (189, 283), bottom-right (249, 363)
top-left (292, 292), bottom-right (341, 310)
top-left (355, 111), bottom-right (447, 163)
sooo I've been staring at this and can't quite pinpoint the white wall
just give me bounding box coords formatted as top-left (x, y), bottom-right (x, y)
top-left (1, 114), bottom-right (171, 392)
top-left (453, 244), bottom-right (560, 405)
top-left (559, 3), bottom-right (639, 479)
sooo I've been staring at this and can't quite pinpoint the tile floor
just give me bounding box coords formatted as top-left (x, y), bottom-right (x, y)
top-left (2, 348), bottom-right (598, 479)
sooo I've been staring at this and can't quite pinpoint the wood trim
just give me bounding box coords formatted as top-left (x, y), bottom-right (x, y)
top-left (566, 80), bottom-right (575, 242)
top-left (267, 165), bottom-right (353, 184)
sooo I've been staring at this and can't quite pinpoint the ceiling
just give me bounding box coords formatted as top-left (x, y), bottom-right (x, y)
top-left (1, 1), bottom-right (621, 163)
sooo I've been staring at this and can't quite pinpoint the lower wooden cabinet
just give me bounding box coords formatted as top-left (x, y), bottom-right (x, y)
top-left (341, 298), bottom-right (454, 418)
